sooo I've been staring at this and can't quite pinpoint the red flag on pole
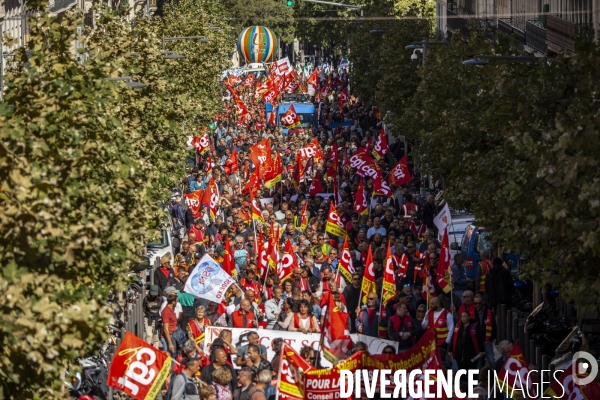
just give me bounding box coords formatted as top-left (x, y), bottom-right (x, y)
top-left (353, 177), bottom-right (369, 215)
top-left (337, 237), bottom-right (355, 284)
top-left (308, 175), bottom-right (323, 196)
top-left (223, 148), bottom-right (239, 175)
top-left (371, 127), bottom-right (389, 160)
top-left (106, 332), bottom-right (172, 400)
top-left (280, 104), bottom-right (302, 128)
top-left (360, 245), bottom-right (376, 305)
top-left (323, 287), bottom-right (353, 363)
top-left (437, 228), bottom-right (453, 294)
top-left (388, 155), bottom-right (413, 186)
top-left (278, 238), bottom-right (297, 282)
top-left (222, 235), bottom-right (237, 278)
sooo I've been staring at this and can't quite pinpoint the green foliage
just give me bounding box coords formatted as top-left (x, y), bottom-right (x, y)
top-left (398, 28), bottom-right (600, 310)
top-left (0, 0), bottom-right (229, 396)
top-left (220, 0), bottom-right (296, 43)
top-left (347, 0), bottom-right (434, 108)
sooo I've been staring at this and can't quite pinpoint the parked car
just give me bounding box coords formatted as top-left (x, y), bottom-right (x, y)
top-left (439, 214), bottom-right (474, 257)
top-left (146, 215), bottom-right (176, 284)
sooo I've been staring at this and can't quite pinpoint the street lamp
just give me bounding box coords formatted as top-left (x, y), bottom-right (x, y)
top-left (462, 55), bottom-right (542, 66)
top-left (405, 41), bottom-right (448, 66)
top-left (105, 76), bottom-right (148, 89)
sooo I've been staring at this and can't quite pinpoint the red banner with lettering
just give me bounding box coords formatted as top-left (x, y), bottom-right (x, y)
top-left (304, 329), bottom-right (442, 400)
top-left (106, 331), bottom-right (172, 400)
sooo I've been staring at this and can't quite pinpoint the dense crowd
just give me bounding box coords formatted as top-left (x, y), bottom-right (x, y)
top-left (141, 64), bottom-right (517, 400)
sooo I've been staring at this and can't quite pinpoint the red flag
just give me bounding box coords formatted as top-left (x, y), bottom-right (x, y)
top-left (337, 237), bottom-right (355, 284)
top-left (107, 331), bottom-right (172, 400)
top-left (290, 157), bottom-right (301, 190)
top-left (184, 189), bottom-right (204, 218)
top-left (241, 171), bottom-right (260, 198)
top-left (201, 176), bottom-right (219, 220)
top-left (308, 175), bottom-right (323, 196)
top-left (249, 191), bottom-right (265, 226)
top-left (223, 235), bottom-right (237, 278)
top-left (267, 222), bottom-right (278, 273)
top-left (223, 148), bottom-right (239, 175)
top-left (242, 74), bottom-right (255, 87)
top-left (360, 245), bottom-right (376, 305)
top-left (264, 152), bottom-right (282, 189)
top-left (437, 228), bottom-right (453, 294)
top-left (297, 138), bottom-right (324, 162)
top-left (382, 240), bottom-right (396, 308)
top-left (205, 154), bottom-right (213, 175)
top-left (227, 74), bottom-right (242, 86)
top-left (278, 238), bottom-right (297, 282)
top-left (307, 68), bottom-right (319, 87)
top-left (191, 134), bottom-right (210, 155)
top-left (497, 341), bottom-right (537, 398)
top-left (280, 104), bottom-right (301, 128)
top-left (323, 286), bottom-right (352, 362)
top-left (546, 362), bottom-right (600, 399)
top-left (258, 231), bottom-right (269, 280)
top-left (373, 174), bottom-right (392, 197)
top-left (299, 201), bottom-right (309, 232)
top-left (371, 128), bottom-right (389, 160)
top-left (423, 251), bottom-right (437, 302)
top-left (389, 155), bottom-right (413, 186)
top-left (278, 344), bottom-right (314, 400)
top-left (325, 201), bottom-right (347, 239)
top-left (249, 139), bottom-right (273, 175)
top-left (353, 177), bottom-right (369, 216)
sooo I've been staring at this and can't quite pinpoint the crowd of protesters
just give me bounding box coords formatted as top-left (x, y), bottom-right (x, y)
top-left (141, 63), bottom-right (518, 400)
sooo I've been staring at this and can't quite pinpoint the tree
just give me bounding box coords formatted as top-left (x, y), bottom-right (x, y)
top-left (0, 0), bottom-right (230, 395)
top-left (220, 0), bottom-right (296, 43)
top-left (401, 27), bottom-right (600, 311)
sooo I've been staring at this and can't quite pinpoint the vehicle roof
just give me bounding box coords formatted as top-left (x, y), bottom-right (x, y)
top-left (277, 103), bottom-right (316, 113)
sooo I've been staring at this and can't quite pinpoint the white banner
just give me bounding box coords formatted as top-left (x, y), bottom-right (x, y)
top-left (290, 193), bottom-right (333, 202)
top-left (184, 254), bottom-right (235, 303)
top-left (204, 327), bottom-right (398, 369)
top-left (259, 198), bottom-right (274, 207)
top-left (433, 203), bottom-right (452, 233)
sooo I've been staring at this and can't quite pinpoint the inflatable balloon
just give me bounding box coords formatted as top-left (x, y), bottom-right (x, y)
top-left (237, 26), bottom-right (279, 64)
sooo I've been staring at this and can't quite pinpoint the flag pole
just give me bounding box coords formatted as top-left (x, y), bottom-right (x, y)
top-left (275, 345), bottom-right (284, 400)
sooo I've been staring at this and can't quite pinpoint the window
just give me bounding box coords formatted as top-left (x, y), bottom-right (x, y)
top-left (476, 232), bottom-right (491, 253)
top-left (147, 229), bottom-right (169, 248)
top-left (461, 226), bottom-right (473, 253)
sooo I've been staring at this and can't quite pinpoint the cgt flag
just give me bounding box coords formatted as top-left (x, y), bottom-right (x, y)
top-left (223, 148), bottom-right (239, 175)
top-left (278, 238), bottom-right (297, 282)
top-left (337, 237), bottom-right (355, 283)
top-left (280, 104), bottom-right (301, 128)
top-left (185, 254), bottom-right (235, 303)
top-left (361, 245), bottom-right (376, 305)
top-left (389, 155), bottom-right (413, 187)
top-left (107, 331), bottom-right (172, 400)
top-left (496, 341), bottom-right (536, 399)
top-left (371, 127), bottom-right (389, 160)
top-left (325, 201), bottom-right (348, 239)
top-left (278, 343), bottom-right (314, 400)
top-left (354, 177), bottom-right (369, 216)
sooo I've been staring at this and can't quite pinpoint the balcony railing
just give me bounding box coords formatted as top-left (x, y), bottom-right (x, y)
top-left (525, 20), bottom-right (547, 54)
top-left (447, 8), bottom-right (470, 38)
top-left (546, 15), bottom-right (576, 52)
top-left (47, 0), bottom-right (77, 13)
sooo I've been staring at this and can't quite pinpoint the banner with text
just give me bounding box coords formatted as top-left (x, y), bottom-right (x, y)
top-left (304, 329), bottom-right (441, 400)
top-left (203, 327), bottom-right (398, 369)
